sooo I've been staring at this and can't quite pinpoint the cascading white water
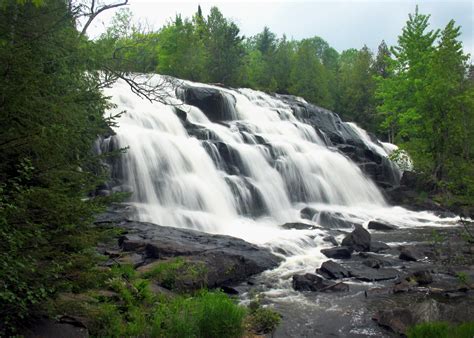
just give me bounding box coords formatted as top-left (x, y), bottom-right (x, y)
top-left (102, 75), bottom-right (459, 299)
top-left (104, 77), bottom-right (389, 231)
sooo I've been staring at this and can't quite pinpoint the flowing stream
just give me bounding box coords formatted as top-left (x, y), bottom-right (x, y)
top-left (101, 75), bottom-right (459, 336)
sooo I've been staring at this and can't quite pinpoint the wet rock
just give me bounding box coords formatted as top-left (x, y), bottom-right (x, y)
top-left (94, 204), bottom-right (132, 225)
top-left (316, 260), bottom-right (350, 279)
top-left (24, 317), bottom-right (89, 338)
top-left (362, 258), bottom-right (383, 269)
top-left (292, 273), bottom-right (349, 292)
top-left (372, 308), bottom-right (416, 335)
top-left (317, 211), bottom-right (356, 229)
top-left (177, 86), bottom-right (237, 122)
top-left (341, 224), bottom-right (371, 252)
top-left (367, 220), bottom-right (397, 231)
top-left (300, 206), bottom-right (318, 220)
top-left (280, 222), bottom-right (315, 230)
top-left (220, 285), bottom-right (239, 295)
top-left (358, 252), bottom-right (395, 267)
top-left (373, 298), bottom-right (469, 335)
top-left (322, 235), bottom-right (338, 246)
top-left (348, 266), bottom-right (399, 282)
top-left (369, 241), bottom-right (390, 253)
top-left (393, 280), bottom-right (413, 293)
top-left (174, 107), bottom-right (187, 122)
top-left (147, 283), bottom-right (175, 297)
top-left (321, 246), bottom-right (353, 259)
top-left (399, 246), bottom-right (424, 262)
top-left (407, 270), bottom-right (433, 285)
top-left (116, 253), bottom-right (145, 267)
top-left (117, 221), bottom-right (281, 288)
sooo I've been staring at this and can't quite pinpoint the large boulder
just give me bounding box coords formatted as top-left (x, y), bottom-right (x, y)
top-left (399, 246), bottom-right (425, 262)
top-left (367, 221), bottom-right (398, 231)
top-left (292, 273), bottom-right (349, 292)
top-left (177, 86), bottom-right (237, 122)
top-left (369, 241), bottom-right (391, 253)
top-left (316, 211), bottom-right (356, 229)
top-left (300, 206), bottom-right (318, 220)
top-left (118, 220), bottom-right (282, 288)
top-left (341, 224), bottom-right (371, 252)
top-left (316, 260), bottom-right (350, 279)
top-left (406, 270), bottom-right (433, 285)
top-left (280, 222), bottom-right (315, 230)
top-left (348, 266), bottom-right (400, 282)
top-left (321, 246), bottom-right (353, 259)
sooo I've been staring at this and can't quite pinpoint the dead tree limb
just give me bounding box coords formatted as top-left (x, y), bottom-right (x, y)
top-left (79, 0), bottom-right (129, 36)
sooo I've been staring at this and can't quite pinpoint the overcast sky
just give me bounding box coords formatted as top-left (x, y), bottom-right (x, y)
top-left (88, 0), bottom-right (473, 57)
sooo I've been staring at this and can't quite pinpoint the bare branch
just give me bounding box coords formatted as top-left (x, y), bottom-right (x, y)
top-left (80, 0), bottom-right (129, 36)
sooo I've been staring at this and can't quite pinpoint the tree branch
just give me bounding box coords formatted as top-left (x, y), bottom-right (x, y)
top-left (80, 0), bottom-right (129, 37)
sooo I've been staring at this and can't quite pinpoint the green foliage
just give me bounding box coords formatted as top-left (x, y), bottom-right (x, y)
top-left (289, 39), bottom-right (332, 108)
top-left (407, 321), bottom-right (474, 338)
top-left (151, 290), bottom-right (246, 338)
top-left (244, 293), bottom-right (281, 334)
top-left (51, 260), bottom-right (247, 338)
top-left (246, 306), bottom-right (281, 334)
top-left (376, 7), bottom-right (474, 201)
top-left (336, 45), bottom-right (376, 130)
top-left (143, 257), bottom-right (208, 292)
top-left (0, 0), bottom-right (118, 333)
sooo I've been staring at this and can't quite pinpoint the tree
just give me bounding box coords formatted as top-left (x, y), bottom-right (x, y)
top-left (205, 7), bottom-right (244, 85)
top-left (421, 20), bottom-right (472, 190)
top-left (376, 7), bottom-right (438, 143)
top-left (289, 39), bottom-right (331, 108)
top-left (376, 8), bottom-right (473, 199)
top-left (0, 0), bottom-right (116, 332)
top-left (336, 46), bottom-right (376, 130)
top-left (373, 40), bottom-right (391, 78)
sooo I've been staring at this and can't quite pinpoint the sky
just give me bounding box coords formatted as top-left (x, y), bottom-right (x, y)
top-left (88, 0), bottom-right (473, 57)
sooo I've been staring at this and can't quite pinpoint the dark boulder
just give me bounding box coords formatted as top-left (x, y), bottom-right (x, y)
top-left (373, 298), bottom-right (474, 335)
top-left (280, 222), bottom-right (315, 230)
top-left (292, 273), bottom-right (349, 292)
top-left (367, 221), bottom-right (398, 231)
top-left (316, 260), bottom-right (350, 279)
top-left (399, 246), bottom-right (425, 262)
top-left (174, 107), bottom-right (187, 123)
top-left (369, 241), bottom-right (391, 253)
top-left (400, 171), bottom-right (419, 189)
top-left (177, 86), bottom-right (237, 122)
top-left (322, 235), bottom-right (339, 246)
top-left (358, 162), bottom-right (378, 178)
top-left (118, 221), bottom-right (281, 288)
top-left (348, 266), bottom-right (399, 282)
top-left (341, 224), bottom-right (371, 252)
top-left (23, 317), bottom-right (89, 338)
top-left (407, 270), bottom-right (433, 285)
top-left (300, 206), bottom-right (318, 220)
top-left (317, 211), bottom-right (355, 229)
top-left (321, 246), bottom-right (353, 259)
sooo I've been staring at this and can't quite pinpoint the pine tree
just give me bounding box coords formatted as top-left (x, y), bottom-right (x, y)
top-left (376, 7), bottom-right (438, 143)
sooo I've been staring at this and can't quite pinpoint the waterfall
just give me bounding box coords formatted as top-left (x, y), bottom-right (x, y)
top-left (101, 75), bottom-right (457, 248)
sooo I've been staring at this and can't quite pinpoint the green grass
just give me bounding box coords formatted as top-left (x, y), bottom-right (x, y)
top-left (152, 291), bottom-right (246, 338)
top-left (51, 261), bottom-right (248, 337)
top-left (142, 257), bottom-right (208, 292)
top-left (408, 321), bottom-right (474, 338)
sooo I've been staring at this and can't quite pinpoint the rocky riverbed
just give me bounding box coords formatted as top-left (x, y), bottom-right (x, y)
top-left (91, 204), bottom-right (474, 337)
